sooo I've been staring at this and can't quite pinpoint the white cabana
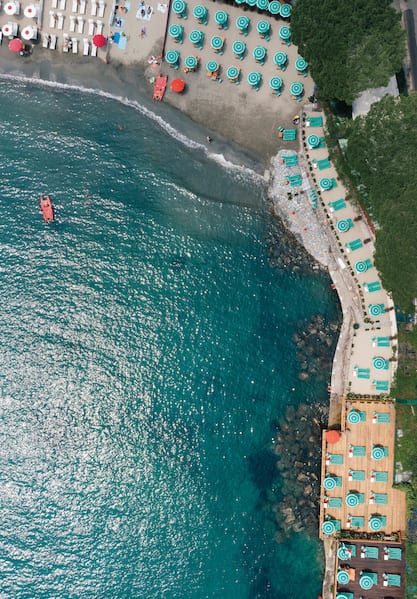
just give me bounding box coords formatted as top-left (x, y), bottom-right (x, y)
top-left (21, 25), bottom-right (38, 40)
top-left (4, 1), bottom-right (20, 15)
top-left (2, 21), bottom-right (19, 36)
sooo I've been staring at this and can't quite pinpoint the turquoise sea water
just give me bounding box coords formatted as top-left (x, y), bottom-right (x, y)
top-left (0, 79), bottom-right (340, 598)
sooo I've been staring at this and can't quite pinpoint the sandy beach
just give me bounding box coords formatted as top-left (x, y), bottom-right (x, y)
top-left (0, 0), bottom-right (314, 162)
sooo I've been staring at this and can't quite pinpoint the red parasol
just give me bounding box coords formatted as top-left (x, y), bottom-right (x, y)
top-left (92, 34), bottom-right (106, 47)
top-left (8, 38), bottom-right (23, 53)
top-left (170, 78), bottom-right (185, 93)
top-left (326, 429), bottom-right (341, 444)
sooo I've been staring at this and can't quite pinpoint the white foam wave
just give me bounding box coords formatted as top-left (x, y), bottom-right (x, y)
top-left (0, 72), bottom-right (264, 185)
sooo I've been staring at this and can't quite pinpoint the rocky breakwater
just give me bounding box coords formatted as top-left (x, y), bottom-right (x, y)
top-left (293, 315), bottom-right (340, 382)
top-left (268, 403), bottom-right (327, 543)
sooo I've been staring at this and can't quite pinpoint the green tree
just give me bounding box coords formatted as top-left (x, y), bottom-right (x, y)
top-left (345, 95), bottom-right (417, 310)
top-left (292, 0), bottom-right (405, 103)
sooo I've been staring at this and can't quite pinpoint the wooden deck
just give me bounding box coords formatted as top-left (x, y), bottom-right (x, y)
top-left (335, 540), bottom-right (406, 599)
top-left (319, 398), bottom-right (406, 540)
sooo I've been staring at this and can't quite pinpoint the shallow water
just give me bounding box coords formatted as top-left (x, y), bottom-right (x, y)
top-left (0, 79), bottom-right (339, 598)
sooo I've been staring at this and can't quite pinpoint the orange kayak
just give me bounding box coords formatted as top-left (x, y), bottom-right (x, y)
top-left (40, 194), bottom-right (54, 222)
top-left (153, 74), bottom-right (168, 101)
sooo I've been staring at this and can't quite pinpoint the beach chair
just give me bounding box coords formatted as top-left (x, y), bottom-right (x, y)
top-left (83, 38), bottom-right (89, 55)
top-left (49, 10), bottom-right (56, 28)
top-left (373, 493), bottom-right (388, 505)
top-left (371, 470), bottom-right (389, 482)
top-left (283, 154), bottom-right (298, 166)
top-left (98, 0), bottom-right (105, 17)
top-left (365, 281), bottom-right (381, 292)
top-left (349, 470), bottom-right (365, 481)
top-left (376, 380), bottom-right (389, 391)
top-left (361, 546), bottom-right (379, 558)
top-left (60, 0), bottom-right (66, 9)
top-left (317, 158), bottom-right (331, 170)
top-left (72, 0), bottom-right (78, 10)
top-left (50, 34), bottom-right (57, 49)
top-left (52, 0), bottom-right (58, 7)
top-left (96, 20), bottom-right (103, 34)
top-left (373, 336), bottom-right (390, 347)
top-left (328, 199), bottom-right (346, 212)
top-left (72, 37), bottom-right (78, 53)
top-left (349, 515), bottom-right (364, 528)
top-left (70, 15), bottom-right (77, 31)
top-left (356, 368), bottom-right (370, 379)
top-left (327, 454), bottom-right (343, 465)
top-left (57, 12), bottom-right (64, 29)
top-left (336, 594), bottom-right (353, 599)
top-left (80, 0), bottom-right (86, 13)
top-left (329, 497), bottom-right (342, 509)
top-left (345, 238), bottom-right (363, 252)
top-left (373, 412), bottom-right (390, 423)
top-left (385, 547), bottom-right (402, 560)
top-left (88, 18), bottom-right (95, 34)
top-left (384, 573), bottom-right (401, 587)
top-left (91, 43), bottom-right (97, 56)
top-left (77, 17), bottom-right (84, 33)
top-left (42, 34), bottom-right (50, 48)
top-left (90, 0), bottom-right (97, 15)
top-left (63, 33), bottom-right (70, 51)
top-left (349, 445), bottom-right (366, 457)
top-left (306, 116), bottom-right (323, 127)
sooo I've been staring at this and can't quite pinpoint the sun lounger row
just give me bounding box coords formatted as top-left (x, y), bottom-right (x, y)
top-left (361, 545), bottom-right (379, 558)
top-left (308, 188), bottom-right (318, 208)
top-left (363, 280), bottom-right (381, 292)
top-left (282, 128), bottom-right (296, 140)
top-left (42, 33), bottom-right (57, 49)
top-left (306, 116), bottom-right (323, 127)
top-left (345, 238), bottom-right (363, 251)
top-left (328, 198), bottom-right (346, 212)
top-left (51, 0), bottom-right (68, 9)
top-left (282, 154), bottom-right (298, 166)
top-left (49, 11), bottom-right (65, 29)
top-left (372, 336), bottom-right (390, 347)
top-left (372, 411), bottom-right (390, 423)
top-left (383, 572), bottom-right (402, 587)
top-left (384, 546), bottom-right (402, 560)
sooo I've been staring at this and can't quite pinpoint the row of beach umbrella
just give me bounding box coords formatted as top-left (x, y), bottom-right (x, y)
top-left (172, 0), bottom-right (291, 20)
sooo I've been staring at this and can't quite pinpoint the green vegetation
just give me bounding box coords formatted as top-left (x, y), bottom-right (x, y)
top-left (345, 95), bottom-right (417, 312)
top-left (291, 0), bottom-right (405, 103)
top-left (395, 405), bottom-right (417, 596)
top-left (392, 324), bottom-right (417, 400)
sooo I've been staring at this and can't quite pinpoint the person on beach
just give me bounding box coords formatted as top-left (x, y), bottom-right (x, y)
top-left (207, 136), bottom-right (212, 143)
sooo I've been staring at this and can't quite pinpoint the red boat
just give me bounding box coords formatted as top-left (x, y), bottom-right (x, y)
top-left (152, 74), bottom-right (168, 101)
top-left (40, 194), bottom-right (54, 222)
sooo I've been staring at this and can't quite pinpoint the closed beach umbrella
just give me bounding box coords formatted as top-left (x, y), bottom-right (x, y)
top-left (93, 33), bottom-right (106, 47)
top-left (170, 78), bottom-right (185, 93)
top-left (8, 37), bottom-right (22, 52)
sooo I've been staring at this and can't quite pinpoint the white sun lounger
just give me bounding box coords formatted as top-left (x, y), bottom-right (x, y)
top-left (72, 37), bottom-right (78, 53)
top-left (50, 34), bottom-right (57, 49)
top-left (51, 0), bottom-right (58, 7)
top-left (90, 0), bottom-right (97, 15)
top-left (63, 33), bottom-right (70, 51)
top-left (70, 15), bottom-right (76, 31)
top-left (88, 18), bottom-right (95, 34)
top-left (57, 12), bottom-right (64, 29)
top-left (91, 43), bottom-right (97, 56)
top-left (83, 37), bottom-right (89, 55)
top-left (96, 19), bottom-right (103, 34)
top-left (49, 10), bottom-right (56, 28)
top-left (77, 17), bottom-right (84, 33)
top-left (0, 32), bottom-right (3, 45)
top-left (98, 1), bottom-right (105, 17)
top-left (59, 0), bottom-right (66, 9)
top-left (71, 0), bottom-right (77, 10)
top-left (42, 33), bottom-right (49, 48)
top-left (79, 0), bottom-right (86, 13)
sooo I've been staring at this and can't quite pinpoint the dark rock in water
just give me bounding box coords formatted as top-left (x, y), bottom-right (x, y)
top-left (266, 402), bottom-right (327, 543)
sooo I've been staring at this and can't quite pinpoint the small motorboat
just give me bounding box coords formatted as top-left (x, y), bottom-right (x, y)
top-left (40, 194), bottom-right (54, 222)
top-left (152, 74), bottom-right (168, 101)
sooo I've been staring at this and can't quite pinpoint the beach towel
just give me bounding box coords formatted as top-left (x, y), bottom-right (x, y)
top-left (118, 34), bottom-right (127, 49)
